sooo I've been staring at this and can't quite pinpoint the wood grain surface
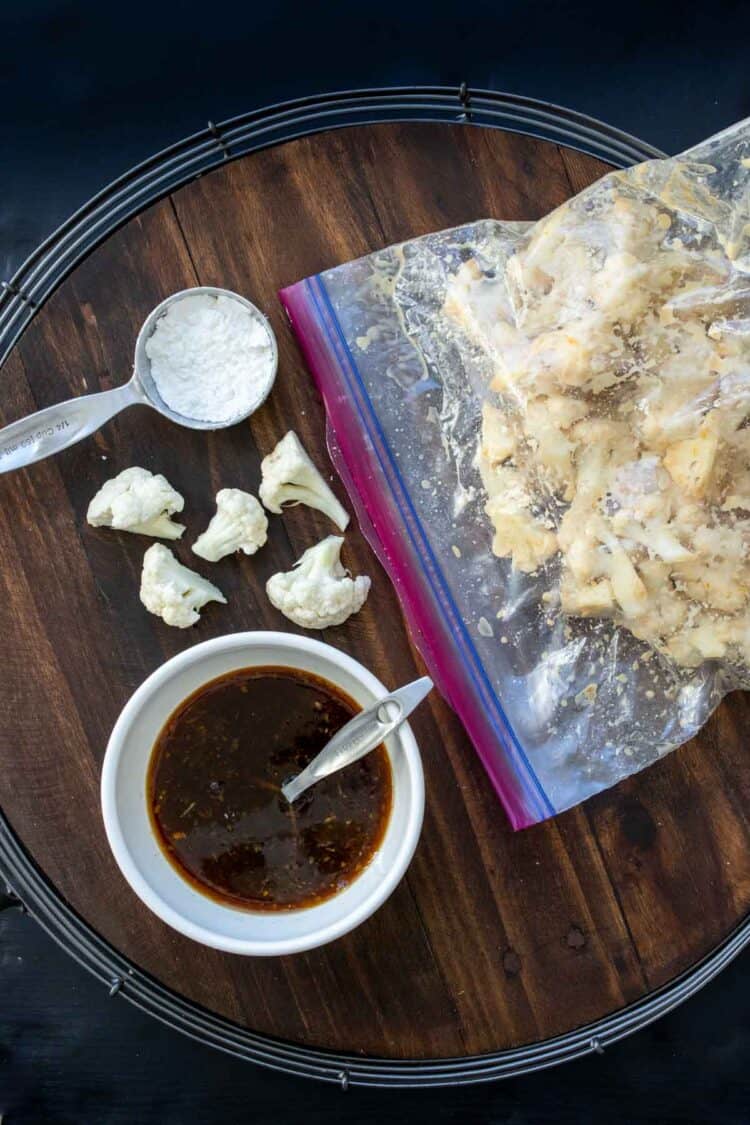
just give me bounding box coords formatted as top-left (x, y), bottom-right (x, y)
top-left (1, 122), bottom-right (749, 1060)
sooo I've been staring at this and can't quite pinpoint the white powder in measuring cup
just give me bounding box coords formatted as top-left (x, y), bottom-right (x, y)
top-left (145, 293), bottom-right (274, 424)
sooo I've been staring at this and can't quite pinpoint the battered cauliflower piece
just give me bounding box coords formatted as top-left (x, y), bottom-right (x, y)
top-left (477, 460), bottom-right (558, 573)
top-left (663, 424), bottom-right (719, 498)
top-left (590, 251), bottom-right (651, 323)
top-left (266, 535), bottom-right (370, 629)
top-left (528, 328), bottom-right (594, 389)
top-left (140, 544), bottom-right (226, 628)
top-left (192, 489), bottom-right (268, 562)
top-left (605, 543), bottom-right (649, 618)
top-left (523, 397), bottom-right (580, 496)
top-left (481, 403), bottom-right (515, 466)
top-left (560, 577), bottom-right (615, 616)
top-left (485, 501), bottom-right (558, 573)
top-left (259, 431), bottom-right (349, 530)
top-left (87, 467), bottom-right (185, 539)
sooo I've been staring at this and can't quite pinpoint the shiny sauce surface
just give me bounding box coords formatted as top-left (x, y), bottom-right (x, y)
top-left (148, 667), bottom-right (392, 911)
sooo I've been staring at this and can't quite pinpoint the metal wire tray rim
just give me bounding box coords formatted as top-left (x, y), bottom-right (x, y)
top-left (0, 85), bottom-right (663, 366)
top-left (2, 805), bottom-right (748, 1088)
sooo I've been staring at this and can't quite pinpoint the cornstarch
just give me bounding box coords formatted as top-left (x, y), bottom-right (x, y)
top-left (145, 293), bottom-right (273, 424)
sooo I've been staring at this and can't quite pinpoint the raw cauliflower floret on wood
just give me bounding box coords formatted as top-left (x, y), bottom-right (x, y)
top-left (266, 535), bottom-right (370, 629)
top-left (192, 489), bottom-right (268, 562)
top-left (140, 544), bottom-right (226, 628)
top-left (87, 467), bottom-right (185, 539)
top-left (259, 431), bottom-right (349, 530)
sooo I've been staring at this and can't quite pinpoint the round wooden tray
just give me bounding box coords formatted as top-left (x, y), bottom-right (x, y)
top-left (2, 103), bottom-right (750, 1086)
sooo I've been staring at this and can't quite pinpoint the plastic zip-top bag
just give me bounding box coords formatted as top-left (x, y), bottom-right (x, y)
top-left (280, 119), bottom-right (750, 829)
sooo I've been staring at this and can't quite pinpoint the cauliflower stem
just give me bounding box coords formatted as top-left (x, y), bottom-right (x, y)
top-left (259, 431), bottom-right (349, 530)
top-left (87, 467), bottom-right (185, 540)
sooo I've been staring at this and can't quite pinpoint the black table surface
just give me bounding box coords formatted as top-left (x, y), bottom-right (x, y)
top-left (2, 2), bottom-right (750, 1121)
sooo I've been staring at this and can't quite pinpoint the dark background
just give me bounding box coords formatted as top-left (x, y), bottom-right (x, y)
top-left (2, 1), bottom-right (750, 1121)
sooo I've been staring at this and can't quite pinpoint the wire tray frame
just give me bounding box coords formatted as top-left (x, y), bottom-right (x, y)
top-left (0, 85), bottom-right (664, 365)
top-left (2, 85), bottom-right (737, 1089)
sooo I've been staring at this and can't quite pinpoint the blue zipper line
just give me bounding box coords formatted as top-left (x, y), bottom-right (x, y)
top-left (309, 275), bottom-right (554, 821)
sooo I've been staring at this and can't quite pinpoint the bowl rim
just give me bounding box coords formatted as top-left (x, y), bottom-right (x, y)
top-left (100, 630), bottom-right (425, 956)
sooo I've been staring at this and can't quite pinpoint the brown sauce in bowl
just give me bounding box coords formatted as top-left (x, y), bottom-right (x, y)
top-left (147, 666), bottom-right (392, 911)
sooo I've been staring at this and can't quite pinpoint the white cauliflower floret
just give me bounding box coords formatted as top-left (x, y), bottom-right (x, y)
top-left (259, 431), bottom-right (349, 530)
top-left (266, 535), bottom-right (370, 629)
top-left (87, 467), bottom-right (185, 539)
top-left (485, 501), bottom-right (558, 573)
top-left (192, 488), bottom-right (268, 562)
top-left (140, 544), bottom-right (226, 628)
top-left (560, 577), bottom-right (615, 616)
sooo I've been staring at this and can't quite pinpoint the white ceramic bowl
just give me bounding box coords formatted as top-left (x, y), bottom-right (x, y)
top-left (101, 632), bottom-right (424, 956)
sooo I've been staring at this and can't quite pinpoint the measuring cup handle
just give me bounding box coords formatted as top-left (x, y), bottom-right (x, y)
top-left (0, 380), bottom-right (145, 474)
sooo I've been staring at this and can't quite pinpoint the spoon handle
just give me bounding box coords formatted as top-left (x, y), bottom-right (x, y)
top-left (282, 676), bottom-right (433, 804)
top-left (0, 378), bottom-right (146, 474)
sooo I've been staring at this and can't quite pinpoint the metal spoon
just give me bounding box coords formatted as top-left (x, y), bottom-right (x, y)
top-left (281, 676), bottom-right (433, 805)
top-left (0, 286), bottom-right (278, 474)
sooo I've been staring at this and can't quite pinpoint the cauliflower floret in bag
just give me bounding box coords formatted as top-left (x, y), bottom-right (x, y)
top-left (480, 403), bottom-right (515, 467)
top-left (663, 423), bottom-right (719, 498)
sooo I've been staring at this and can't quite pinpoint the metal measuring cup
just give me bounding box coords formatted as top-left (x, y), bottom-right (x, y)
top-left (0, 287), bottom-right (278, 474)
